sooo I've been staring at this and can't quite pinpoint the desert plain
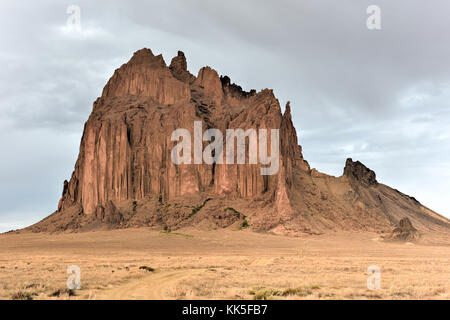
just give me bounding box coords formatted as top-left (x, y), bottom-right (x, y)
top-left (1, 228), bottom-right (449, 300)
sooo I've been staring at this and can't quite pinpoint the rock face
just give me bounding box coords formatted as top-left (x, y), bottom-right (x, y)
top-left (102, 48), bottom-right (191, 105)
top-left (53, 48), bottom-right (304, 221)
top-left (344, 158), bottom-right (378, 187)
top-left (27, 48), bottom-right (450, 236)
top-left (390, 217), bottom-right (420, 241)
top-left (169, 51), bottom-right (196, 84)
top-left (94, 201), bottom-right (124, 225)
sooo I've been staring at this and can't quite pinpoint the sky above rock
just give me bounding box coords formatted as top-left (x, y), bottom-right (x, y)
top-left (1, 0), bottom-right (449, 232)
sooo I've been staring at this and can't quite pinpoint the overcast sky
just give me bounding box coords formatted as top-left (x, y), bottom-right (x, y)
top-left (1, 0), bottom-right (449, 232)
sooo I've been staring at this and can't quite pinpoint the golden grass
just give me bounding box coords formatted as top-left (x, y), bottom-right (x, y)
top-left (0, 228), bottom-right (449, 300)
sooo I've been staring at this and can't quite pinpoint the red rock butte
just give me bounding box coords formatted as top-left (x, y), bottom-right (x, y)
top-left (28, 48), bottom-right (450, 237)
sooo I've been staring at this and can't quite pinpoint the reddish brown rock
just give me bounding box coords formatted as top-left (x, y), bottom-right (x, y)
top-left (193, 67), bottom-right (224, 105)
top-left (169, 51), bottom-right (195, 84)
top-left (27, 48), bottom-right (450, 237)
top-left (102, 48), bottom-right (191, 105)
top-left (390, 217), bottom-right (420, 241)
top-left (94, 201), bottom-right (124, 225)
top-left (344, 158), bottom-right (378, 187)
top-left (57, 49), bottom-right (292, 218)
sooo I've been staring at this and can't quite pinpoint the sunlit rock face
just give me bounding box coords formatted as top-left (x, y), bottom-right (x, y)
top-left (58, 48), bottom-right (307, 217)
top-left (30, 48), bottom-right (449, 236)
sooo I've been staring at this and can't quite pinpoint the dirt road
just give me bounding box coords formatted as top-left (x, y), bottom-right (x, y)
top-left (96, 269), bottom-right (207, 300)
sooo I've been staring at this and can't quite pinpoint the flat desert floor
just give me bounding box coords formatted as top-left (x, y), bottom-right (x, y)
top-left (0, 228), bottom-right (449, 300)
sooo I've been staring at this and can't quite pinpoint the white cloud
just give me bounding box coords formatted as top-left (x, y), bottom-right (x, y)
top-left (57, 23), bottom-right (112, 39)
top-left (0, 222), bottom-right (27, 233)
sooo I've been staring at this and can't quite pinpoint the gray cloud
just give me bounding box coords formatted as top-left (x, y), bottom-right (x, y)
top-left (0, 0), bottom-right (449, 231)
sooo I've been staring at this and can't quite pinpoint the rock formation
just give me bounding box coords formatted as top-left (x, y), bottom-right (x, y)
top-left (27, 48), bottom-right (450, 237)
top-left (344, 158), bottom-right (378, 187)
top-left (389, 217), bottom-right (420, 241)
